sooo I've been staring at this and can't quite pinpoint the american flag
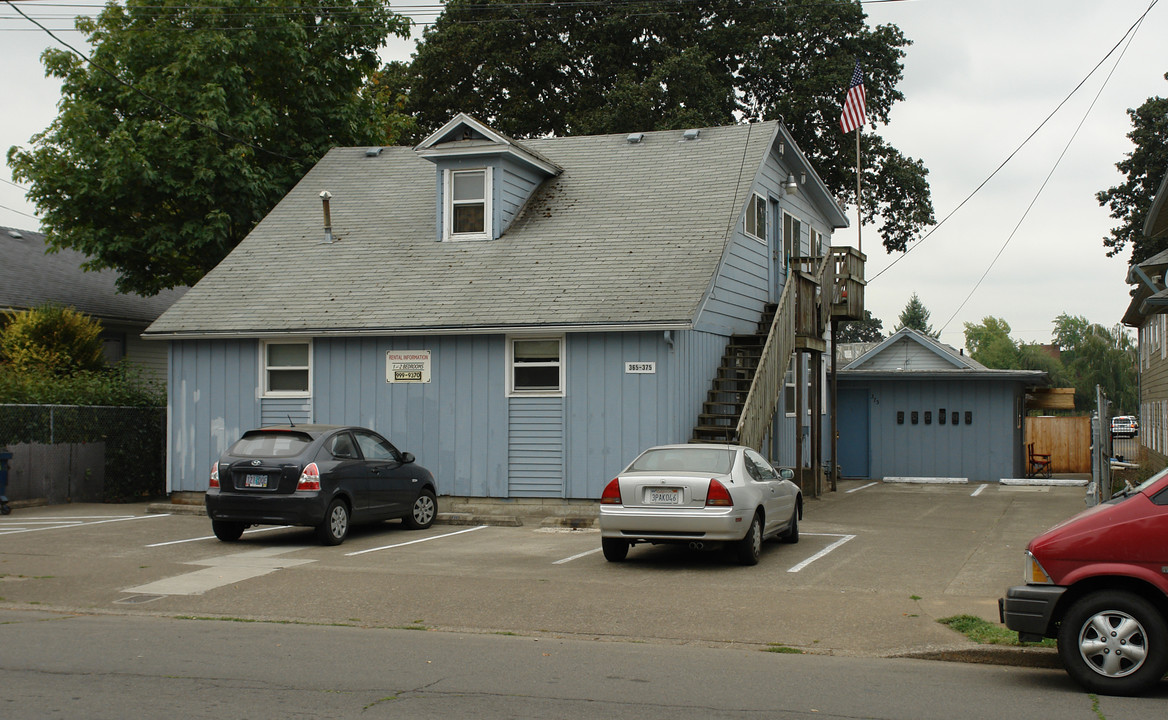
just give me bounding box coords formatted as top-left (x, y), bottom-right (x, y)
top-left (840, 61), bottom-right (867, 134)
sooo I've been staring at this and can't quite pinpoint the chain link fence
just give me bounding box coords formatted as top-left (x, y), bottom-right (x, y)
top-left (0, 404), bottom-right (165, 503)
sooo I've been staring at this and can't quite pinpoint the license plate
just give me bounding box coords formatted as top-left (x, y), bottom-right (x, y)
top-left (648, 488), bottom-right (680, 505)
top-left (244, 474), bottom-right (268, 488)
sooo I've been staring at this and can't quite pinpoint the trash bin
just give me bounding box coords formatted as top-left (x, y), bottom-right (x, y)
top-left (0, 449), bottom-right (12, 515)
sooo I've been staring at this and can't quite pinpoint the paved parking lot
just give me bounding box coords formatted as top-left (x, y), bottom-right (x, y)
top-left (0, 480), bottom-right (1089, 657)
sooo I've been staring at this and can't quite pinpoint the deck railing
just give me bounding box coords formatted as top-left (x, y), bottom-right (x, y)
top-left (735, 252), bottom-right (832, 450)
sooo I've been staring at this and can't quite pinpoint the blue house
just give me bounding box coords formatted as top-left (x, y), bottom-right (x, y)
top-left (145, 115), bottom-right (864, 500)
top-left (837, 328), bottom-right (1046, 482)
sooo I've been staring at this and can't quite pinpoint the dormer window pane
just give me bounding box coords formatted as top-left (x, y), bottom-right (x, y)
top-left (453, 204), bottom-right (484, 234)
top-left (450, 169), bottom-right (487, 235)
top-left (453, 171), bottom-right (484, 201)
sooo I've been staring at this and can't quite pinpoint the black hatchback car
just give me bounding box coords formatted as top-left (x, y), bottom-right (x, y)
top-left (206, 425), bottom-right (437, 545)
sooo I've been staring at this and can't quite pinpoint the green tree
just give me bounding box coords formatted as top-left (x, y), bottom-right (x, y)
top-left (1097, 77), bottom-right (1168, 264)
top-left (1053, 315), bottom-right (1137, 413)
top-left (837, 309), bottom-right (884, 343)
top-left (895, 293), bottom-right (938, 338)
top-left (7, 0), bottom-right (410, 296)
top-left (0, 304), bottom-right (105, 375)
top-left (405, 0), bottom-right (935, 255)
top-left (963, 316), bottom-right (1018, 368)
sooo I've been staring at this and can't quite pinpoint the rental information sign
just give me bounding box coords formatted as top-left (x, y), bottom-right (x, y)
top-left (386, 350), bottom-right (431, 383)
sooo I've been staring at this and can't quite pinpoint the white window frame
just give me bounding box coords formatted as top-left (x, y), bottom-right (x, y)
top-left (506, 335), bottom-right (565, 397)
top-left (782, 211), bottom-right (801, 271)
top-left (261, 339), bottom-right (312, 397)
top-left (744, 192), bottom-right (766, 243)
top-left (444, 168), bottom-right (492, 241)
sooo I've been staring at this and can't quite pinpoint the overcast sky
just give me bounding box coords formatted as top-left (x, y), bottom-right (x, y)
top-left (2, 0), bottom-right (1165, 349)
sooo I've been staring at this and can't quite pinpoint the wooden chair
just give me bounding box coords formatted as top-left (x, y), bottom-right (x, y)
top-left (1027, 442), bottom-right (1052, 479)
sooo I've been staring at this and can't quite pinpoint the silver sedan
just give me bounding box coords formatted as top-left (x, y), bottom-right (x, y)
top-left (598, 444), bottom-right (802, 565)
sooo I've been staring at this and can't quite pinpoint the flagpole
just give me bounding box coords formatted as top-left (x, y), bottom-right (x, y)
top-left (855, 127), bottom-right (861, 254)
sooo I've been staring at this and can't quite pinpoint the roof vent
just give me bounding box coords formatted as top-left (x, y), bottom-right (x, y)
top-left (626, 133), bottom-right (644, 144)
top-left (7, 229), bottom-right (22, 239)
top-left (319, 191), bottom-right (335, 244)
top-left (682, 129), bottom-right (701, 141)
top-left (365, 147), bottom-right (383, 157)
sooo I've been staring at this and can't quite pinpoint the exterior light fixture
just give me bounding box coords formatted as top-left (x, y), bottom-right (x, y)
top-left (784, 174), bottom-right (798, 195)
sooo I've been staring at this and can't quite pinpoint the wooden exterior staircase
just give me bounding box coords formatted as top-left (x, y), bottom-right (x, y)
top-left (690, 247), bottom-right (866, 494)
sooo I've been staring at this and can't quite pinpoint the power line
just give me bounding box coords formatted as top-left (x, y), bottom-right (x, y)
top-left (937, 5), bottom-right (1149, 335)
top-left (867, 0), bottom-right (1160, 286)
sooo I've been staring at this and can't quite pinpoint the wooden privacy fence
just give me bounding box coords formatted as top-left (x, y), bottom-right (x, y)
top-left (1025, 416), bottom-right (1090, 473)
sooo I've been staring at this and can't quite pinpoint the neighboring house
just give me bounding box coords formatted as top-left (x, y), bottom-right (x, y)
top-left (837, 327), bottom-right (1046, 482)
top-left (145, 115), bottom-right (863, 499)
top-left (0, 226), bottom-right (186, 382)
top-left (1121, 169), bottom-right (1168, 472)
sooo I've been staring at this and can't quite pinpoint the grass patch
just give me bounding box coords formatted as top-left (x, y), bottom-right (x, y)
top-left (763, 644), bottom-right (804, 654)
top-left (938, 614), bottom-right (1054, 647)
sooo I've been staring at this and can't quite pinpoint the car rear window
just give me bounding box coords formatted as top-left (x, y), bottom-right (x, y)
top-left (229, 431), bottom-right (314, 458)
top-left (627, 448), bottom-right (735, 474)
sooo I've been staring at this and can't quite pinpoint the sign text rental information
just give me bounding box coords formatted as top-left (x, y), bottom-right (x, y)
top-left (386, 350), bottom-right (431, 383)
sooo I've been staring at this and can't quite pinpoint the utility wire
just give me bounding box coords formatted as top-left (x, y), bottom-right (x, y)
top-left (868, 0), bottom-right (1160, 285)
top-left (937, 5), bottom-right (1149, 335)
top-left (4, 0), bottom-right (297, 161)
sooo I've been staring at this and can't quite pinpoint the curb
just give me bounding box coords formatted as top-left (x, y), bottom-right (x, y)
top-left (142, 502), bottom-right (596, 529)
top-left (896, 645), bottom-right (1061, 669)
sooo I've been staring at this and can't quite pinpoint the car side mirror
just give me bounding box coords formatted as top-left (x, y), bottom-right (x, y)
top-left (778, 468), bottom-right (795, 481)
top-left (401, 452), bottom-right (415, 464)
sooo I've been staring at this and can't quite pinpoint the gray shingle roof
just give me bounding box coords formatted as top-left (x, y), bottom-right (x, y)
top-left (1, 226), bottom-right (186, 324)
top-left (146, 122), bottom-right (782, 337)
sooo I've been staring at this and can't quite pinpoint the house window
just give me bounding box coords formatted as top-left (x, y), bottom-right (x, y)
top-left (263, 340), bottom-right (311, 396)
top-left (445, 168), bottom-right (490, 240)
top-left (783, 211), bottom-right (802, 270)
top-left (810, 228), bottom-right (824, 255)
top-left (508, 336), bottom-right (563, 396)
top-left (745, 193), bottom-right (766, 242)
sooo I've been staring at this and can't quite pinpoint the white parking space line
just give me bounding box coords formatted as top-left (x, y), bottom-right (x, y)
top-left (146, 525), bottom-right (292, 547)
top-left (553, 547), bottom-right (603, 565)
top-left (846, 482), bottom-right (879, 494)
top-left (0, 514), bottom-right (169, 536)
top-left (787, 533), bottom-right (856, 573)
top-left (971, 483), bottom-right (989, 497)
top-left (344, 525), bottom-right (488, 556)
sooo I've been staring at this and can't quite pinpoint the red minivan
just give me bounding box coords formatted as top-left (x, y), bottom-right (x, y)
top-left (1000, 469), bottom-right (1168, 695)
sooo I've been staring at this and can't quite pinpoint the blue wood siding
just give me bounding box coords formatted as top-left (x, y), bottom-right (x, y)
top-left (564, 329), bottom-right (726, 498)
top-left (313, 335), bottom-right (510, 498)
top-left (167, 328), bottom-right (730, 498)
top-left (167, 340), bottom-right (260, 493)
top-left (508, 397), bottom-right (564, 497)
top-left (260, 398), bottom-right (311, 426)
top-left (696, 136), bottom-right (833, 337)
top-left (843, 377), bottom-right (1025, 481)
top-left (498, 163), bottom-right (542, 234)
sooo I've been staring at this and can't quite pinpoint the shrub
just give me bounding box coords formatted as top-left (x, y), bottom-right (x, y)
top-left (1, 303), bottom-right (105, 374)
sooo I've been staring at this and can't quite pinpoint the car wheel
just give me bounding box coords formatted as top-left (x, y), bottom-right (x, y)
top-left (211, 520), bottom-right (245, 542)
top-left (316, 499), bottom-right (350, 546)
top-left (1057, 590), bottom-right (1168, 696)
top-left (403, 489), bottom-right (437, 530)
top-left (602, 538), bottom-right (629, 562)
top-left (735, 512), bottom-right (762, 566)
top-left (779, 505), bottom-right (799, 544)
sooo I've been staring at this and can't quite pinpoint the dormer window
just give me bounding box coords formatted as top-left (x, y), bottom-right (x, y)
top-left (445, 168), bottom-right (491, 240)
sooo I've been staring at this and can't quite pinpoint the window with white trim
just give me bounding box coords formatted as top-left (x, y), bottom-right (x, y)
top-left (745, 193), bottom-right (766, 242)
top-left (262, 340), bottom-right (311, 396)
top-left (445, 168), bottom-right (491, 240)
top-left (782, 211), bottom-right (801, 270)
top-left (508, 336), bottom-right (564, 396)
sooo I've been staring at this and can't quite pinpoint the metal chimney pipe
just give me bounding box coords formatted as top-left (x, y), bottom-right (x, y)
top-left (319, 190), bottom-right (334, 244)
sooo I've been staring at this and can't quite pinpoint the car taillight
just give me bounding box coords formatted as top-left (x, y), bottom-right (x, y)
top-left (600, 478), bottom-right (623, 505)
top-left (209, 462), bottom-right (220, 489)
top-left (297, 462), bottom-right (321, 491)
top-left (705, 479), bottom-right (733, 507)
